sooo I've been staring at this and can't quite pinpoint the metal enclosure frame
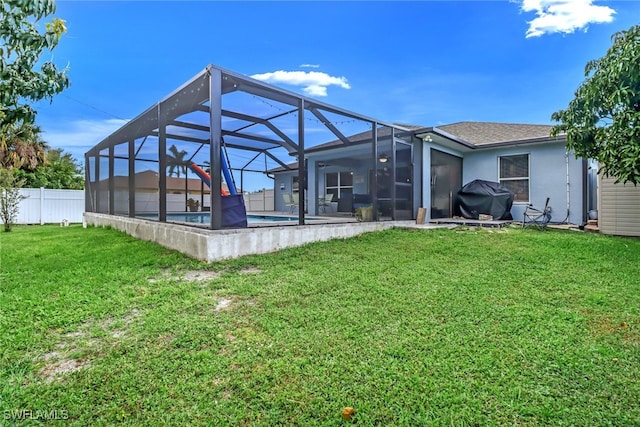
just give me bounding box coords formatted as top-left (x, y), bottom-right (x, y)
top-left (85, 64), bottom-right (411, 229)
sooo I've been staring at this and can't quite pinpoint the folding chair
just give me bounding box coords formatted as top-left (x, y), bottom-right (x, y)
top-left (318, 193), bottom-right (334, 213)
top-left (282, 193), bottom-right (298, 214)
top-left (523, 197), bottom-right (552, 230)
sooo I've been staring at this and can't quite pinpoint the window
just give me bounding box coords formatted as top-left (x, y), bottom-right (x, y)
top-left (499, 154), bottom-right (529, 202)
top-left (325, 172), bottom-right (353, 200)
top-left (292, 175), bottom-right (299, 195)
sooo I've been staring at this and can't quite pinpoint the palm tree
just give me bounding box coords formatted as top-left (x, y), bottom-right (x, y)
top-left (0, 121), bottom-right (48, 170)
top-left (166, 144), bottom-right (188, 178)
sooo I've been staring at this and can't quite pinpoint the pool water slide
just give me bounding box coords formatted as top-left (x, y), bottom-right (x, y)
top-left (187, 150), bottom-right (247, 227)
top-left (188, 162), bottom-right (230, 196)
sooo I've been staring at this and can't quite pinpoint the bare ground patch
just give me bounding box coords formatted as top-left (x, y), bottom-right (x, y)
top-left (36, 309), bottom-right (142, 382)
top-left (586, 313), bottom-right (639, 345)
top-left (239, 267), bottom-right (262, 275)
top-left (148, 267), bottom-right (262, 285)
top-left (215, 298), bottom-right (233, 312)
top-left (148, 269), bottom-right (222, 284)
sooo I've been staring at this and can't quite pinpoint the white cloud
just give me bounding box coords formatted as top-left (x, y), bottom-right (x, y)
top-left (304, 84), bottom-right (329, 97)
top-left (300, 64), bottom-right (320, 68)
top-left (521, 0), bottom-right (616, 38)
top-left (250, 70), bottom-right (351, 97)
top-left (42, 118), bottom-right (129, 161)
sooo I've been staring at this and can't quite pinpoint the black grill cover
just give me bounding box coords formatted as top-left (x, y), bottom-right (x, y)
top-left (455, 180), bottom-right (514, 220)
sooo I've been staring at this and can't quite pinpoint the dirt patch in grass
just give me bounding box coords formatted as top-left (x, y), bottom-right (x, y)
top-left (99, 308), bottom-right (141, 338)
top-left (40, 358), bottom-right (91, 383)
top-left (36, 309), bottom-right (141, 382)
top-left (587, 314), bottom-right (639, 343)
top-left (182, 270), bottom-right (222, 282)
top-left (149, 269), bottom-right (222, 284)
top-left (148, 267), bottom-right (261, 285)
top-left (215, 298), bottom-right (233, 312)
top-left (239, 267), bottom-right (262, 275)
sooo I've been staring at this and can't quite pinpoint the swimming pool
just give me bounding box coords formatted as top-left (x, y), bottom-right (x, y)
top-left (138, 212), bottom-right (320, 225)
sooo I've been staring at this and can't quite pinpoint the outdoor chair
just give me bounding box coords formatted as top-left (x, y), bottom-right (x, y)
top-left (523, 197), bottom-right (552, 230)
top-left (318, 193), bottom-right (334, 213)
top-left (282, 193), bottom-right (299, 214)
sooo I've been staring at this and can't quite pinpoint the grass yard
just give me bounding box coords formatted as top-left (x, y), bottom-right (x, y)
top-left (1, 224), bottom-right (639, 425)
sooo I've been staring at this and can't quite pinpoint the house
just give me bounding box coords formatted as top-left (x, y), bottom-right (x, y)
top-left (274, 121), bottom-right (592, 226)
top-left (85, 64), bottom-right (594, 231)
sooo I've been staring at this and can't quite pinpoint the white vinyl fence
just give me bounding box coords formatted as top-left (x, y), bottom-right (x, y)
top-left (243, 189), bottom-right (274, 212)
top-left (16, 188), bottom-right (85, 224)
top-left (14, 187), bottom-right (275, 225)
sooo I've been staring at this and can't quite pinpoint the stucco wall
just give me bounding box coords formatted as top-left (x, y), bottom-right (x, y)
top-left (462, 142), bottom-right (585, 225)
top-left (274, 171), bottom-right (297, 212)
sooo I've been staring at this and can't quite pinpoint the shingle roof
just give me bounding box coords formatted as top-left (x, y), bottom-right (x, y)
top-left (270, 121), bottom-right (563, 173)
top-left (435, 122), bottom-right (557, 146)
top-left (306, 123), bottom-right (424, 152)
top-left (100, 170), bottom-right (230, 193)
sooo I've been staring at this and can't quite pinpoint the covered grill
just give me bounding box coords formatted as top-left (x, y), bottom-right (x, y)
top-left (455, 179), bottom-right (514, 220)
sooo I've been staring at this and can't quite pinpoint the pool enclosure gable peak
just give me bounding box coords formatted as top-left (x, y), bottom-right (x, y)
top-left (85, 64), bottom-right (411, 229)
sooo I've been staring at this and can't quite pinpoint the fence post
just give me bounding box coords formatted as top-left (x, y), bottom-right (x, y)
top-left (40, 187), bottom-right (45, 225)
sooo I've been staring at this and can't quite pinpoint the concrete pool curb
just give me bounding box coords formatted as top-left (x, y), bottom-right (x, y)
top-left (84, 212), bottom-right (455, 262)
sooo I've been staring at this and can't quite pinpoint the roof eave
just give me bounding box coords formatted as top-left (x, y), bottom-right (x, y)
top-left (474, 135), bottom-right (566, 149)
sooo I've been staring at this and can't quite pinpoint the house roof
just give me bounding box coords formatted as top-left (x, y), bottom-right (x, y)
top-left (306, 123), bottom-right (424, 153)
top-left (270, 121), bottom-right (565, 173)
top-left (99, 170), bottom-right (230, 193)
top-left (433, 122), bottom-right (559, 146)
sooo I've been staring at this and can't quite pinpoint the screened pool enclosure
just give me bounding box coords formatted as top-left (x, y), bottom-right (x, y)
top-left (85, 65), bottom-right (417, 229)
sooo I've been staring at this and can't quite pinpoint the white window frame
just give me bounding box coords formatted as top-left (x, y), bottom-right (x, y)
top-left (498, 154), bottom-right (530, 203)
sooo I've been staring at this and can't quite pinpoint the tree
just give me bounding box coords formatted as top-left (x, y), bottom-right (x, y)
top-left (0, 167), bottom-right (26, 232)
top-left (0, 0), bottom-right (70, 128)
top-left (551, 24), bottom-right (640, 185)
top-left (0, 120), bottom-right (47, 170)
top-left (167, 144), bottom-right (188, 178)
top-left (17, 147), bottom-right (84, 189)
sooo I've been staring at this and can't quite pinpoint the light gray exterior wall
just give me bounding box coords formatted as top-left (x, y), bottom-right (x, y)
top-left (462, 142), bottom-right (585, 225)
top-left (273, 139), bottom-right (586, 225)
top-left (274, 171), bottom-right (298, 213)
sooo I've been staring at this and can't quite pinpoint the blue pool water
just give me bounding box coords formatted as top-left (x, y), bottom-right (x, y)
top-left (138, 213), bottom-right (317, 224)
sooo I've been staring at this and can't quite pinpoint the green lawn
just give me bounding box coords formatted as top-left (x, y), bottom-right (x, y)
top-left (1, 224), bottom-right (639, 425)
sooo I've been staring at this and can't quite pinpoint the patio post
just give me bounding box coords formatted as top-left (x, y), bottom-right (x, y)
top-left (158, 102), bottom-right (167, 223)
top-left (297, 98), bottom-right (305, 225)
top-left (84, 154), bottom-right (91, 213)
top-left (371, 122), bottom-right (378, 221)
top-left (108, 145), bottom-right (115, 215)
top-left (209, 67), bottom-right (223, 230)
top-left (128, 139), bottom-right (135, 217)
top-left (391, 128), bottom-right (396, 220)
top-left (95, 153), bottom-right (101, 213)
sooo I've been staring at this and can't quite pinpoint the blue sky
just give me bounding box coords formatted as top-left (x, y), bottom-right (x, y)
top-left (32, 0), bottom-right (640, 190)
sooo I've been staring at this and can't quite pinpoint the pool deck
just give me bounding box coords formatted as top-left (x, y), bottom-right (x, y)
top-left (246, 212), bottom-right (357, 227)
top-left (430, 217), bottom-right (513, 228)
top-left (84, 212), bottom-right (454, 262)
